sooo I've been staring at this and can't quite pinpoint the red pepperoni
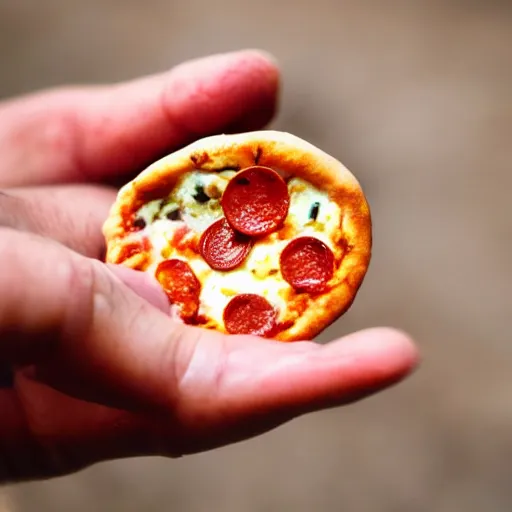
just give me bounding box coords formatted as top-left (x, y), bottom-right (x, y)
top-left (280, 236), bottom-right (334, 293)
top-left (199, 218), bottom-right (253, 271)
top-left (223, 294), bottom-right (278, 337)
top-left (155, 259), bottom-right (201, 321)
top-left (221, 166), bottom-right (290, 236)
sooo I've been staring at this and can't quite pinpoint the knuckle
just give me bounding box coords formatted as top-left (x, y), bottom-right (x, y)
top-left (0, 229), bottom-right (86, 361)
top-left (32, 89), bottom-right (87, 179)
top-left (0, 194), bottom-right (30, 231)
top-left (0, 228), bottom-right (89, 327)
top-left (42, 111), bottom-right (78, 158)
top-left (158, 326), bottom-right (229, 410)
top-left (157, 324), bottom-right (200, 407)
top-left (0, 190), bottom-right (69, 245)
top-left (40, 90), bottom-right (82, 146)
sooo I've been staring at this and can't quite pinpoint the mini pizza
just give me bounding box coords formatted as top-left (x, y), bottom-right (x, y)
top-left (103, 131), bottom-right (372, 341)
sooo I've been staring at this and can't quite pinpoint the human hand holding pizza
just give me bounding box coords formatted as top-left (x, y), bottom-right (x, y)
top-left (0, 50), bottom-right (418, 483)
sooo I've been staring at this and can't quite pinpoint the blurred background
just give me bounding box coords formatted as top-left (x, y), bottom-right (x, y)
top-left (1, 0), bottom-right (511, 510)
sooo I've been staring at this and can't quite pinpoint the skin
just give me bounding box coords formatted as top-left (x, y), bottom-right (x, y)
top-left (0, 50), bottom-right (419, 484)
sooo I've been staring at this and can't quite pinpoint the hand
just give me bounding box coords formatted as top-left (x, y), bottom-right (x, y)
top-left (0, 50), bottom-right (418, 484)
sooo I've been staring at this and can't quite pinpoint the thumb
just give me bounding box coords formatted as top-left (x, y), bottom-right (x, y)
top-left (0, 227), bottom-right (190, 410)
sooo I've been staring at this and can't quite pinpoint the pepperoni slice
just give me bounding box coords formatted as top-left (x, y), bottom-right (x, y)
top-left (280, 236), bottom-right (334, 293)
top-left (155, 259), bottom-right (201, 320)
top-left (221, 166), bottom-right (290, 236)
top-left (223, 294), bottom-right (277, 337)
top-left (199, 218), bottom-right (253, 271)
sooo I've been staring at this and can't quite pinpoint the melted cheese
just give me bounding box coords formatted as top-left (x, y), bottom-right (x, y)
top-left (287, 177), bottom-right (341, 247)
top-left (195, 238), bottom-right (290, 323)
top-left (134, 170), bottom-right (342, 330)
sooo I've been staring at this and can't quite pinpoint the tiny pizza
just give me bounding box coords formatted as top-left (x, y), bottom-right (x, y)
top-left (103, 131), bottom-right (372, 341)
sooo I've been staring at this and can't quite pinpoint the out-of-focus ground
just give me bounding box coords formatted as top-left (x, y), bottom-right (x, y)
top-left (0, 0), bottom-right (511, 510)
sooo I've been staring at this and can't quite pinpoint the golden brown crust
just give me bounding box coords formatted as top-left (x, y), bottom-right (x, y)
top-left (103, 130), bottom-right (372, 341)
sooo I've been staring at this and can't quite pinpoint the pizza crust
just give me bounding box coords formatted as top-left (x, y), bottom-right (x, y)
top-left (103, 130), bottom-right (372, 341)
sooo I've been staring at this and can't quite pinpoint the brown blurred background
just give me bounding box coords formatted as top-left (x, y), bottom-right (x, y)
top-left (1, 0), bottom-right (511, 510)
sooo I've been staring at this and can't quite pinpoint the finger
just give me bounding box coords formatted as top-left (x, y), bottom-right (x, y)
top-left (1, 327), bottom-right (416, 483)
top-left (3, 329), bottom-right (416, 483)
top-left (0, 228), bottom-right (168, 365)
top-left (0, 50), bottom-right (280, 188)
top-left (0, 228), bottom-right (418, 459)
top-left (1, 185), bottom-right (116, 258)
